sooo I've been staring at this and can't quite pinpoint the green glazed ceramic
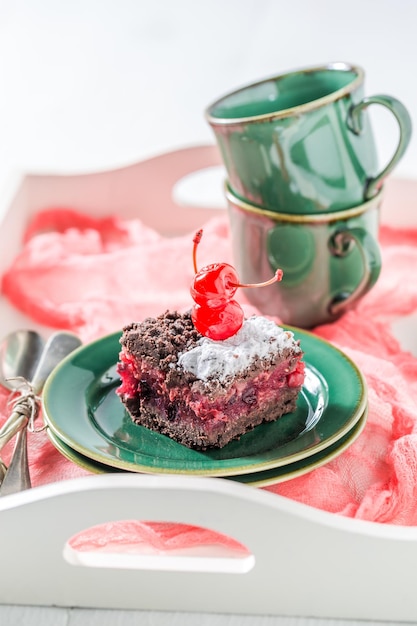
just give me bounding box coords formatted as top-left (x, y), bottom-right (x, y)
top-left (226, 185), bottom-right (382, 328)
top-left (42, 328), bottom-right (367, 477)
top-left (206, 62), bottom-right (412, 214)
top-left (46, 407), bottom-right (367, 487)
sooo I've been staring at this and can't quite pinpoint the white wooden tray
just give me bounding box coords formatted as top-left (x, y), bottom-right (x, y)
top-left (0, 145), bottom-right (416, 621)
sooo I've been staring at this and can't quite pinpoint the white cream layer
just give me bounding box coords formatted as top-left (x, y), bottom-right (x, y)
top-left (177, 316), bottom-right (296, 382)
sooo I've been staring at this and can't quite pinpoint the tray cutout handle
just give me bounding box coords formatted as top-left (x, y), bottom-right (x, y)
top-left (64, 519), bottom-right (255, 574)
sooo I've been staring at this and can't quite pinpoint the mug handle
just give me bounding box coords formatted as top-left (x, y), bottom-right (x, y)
top-left (348, 95), bottom-right (412, 200)
top-left (328, 227), bottom-right (381, 317)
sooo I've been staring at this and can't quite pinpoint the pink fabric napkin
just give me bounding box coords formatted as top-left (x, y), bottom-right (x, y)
top-left (2, 208), bottom-right (417, 554)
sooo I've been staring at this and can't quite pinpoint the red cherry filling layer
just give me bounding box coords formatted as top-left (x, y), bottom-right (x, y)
top-left (117, 348), bottom-right (304, 449)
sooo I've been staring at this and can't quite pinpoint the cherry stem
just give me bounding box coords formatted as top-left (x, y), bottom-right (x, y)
top-left (193, 229), bottom-right (203, 274)
top-left (232, 269), bottom-right (283, 289)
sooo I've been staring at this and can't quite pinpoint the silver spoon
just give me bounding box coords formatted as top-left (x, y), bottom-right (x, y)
top-left (0, 330), bottom-right (82, 495)
top-left (0, 330), bottom-right (46, 390)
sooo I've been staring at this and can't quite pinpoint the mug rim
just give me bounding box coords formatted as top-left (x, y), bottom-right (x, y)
top-left (225, 182), bottom-right (383, 224)
top-left (206, 62), bottom-right (365, 126)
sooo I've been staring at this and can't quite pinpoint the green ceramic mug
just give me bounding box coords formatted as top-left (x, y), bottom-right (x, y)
top-left (226, 183), bottom-right (382, 328)
top-left (207, 63), bottom-right (412, 214)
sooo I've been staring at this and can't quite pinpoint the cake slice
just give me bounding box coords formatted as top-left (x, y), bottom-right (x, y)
top-left (117, 310), bottom-right (305, 450)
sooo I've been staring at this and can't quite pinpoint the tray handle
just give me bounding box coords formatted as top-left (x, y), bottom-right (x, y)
top-left (2, 473), bottom-right (417, 620)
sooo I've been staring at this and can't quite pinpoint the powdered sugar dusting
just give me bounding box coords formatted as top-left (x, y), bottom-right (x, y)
top-left (177, 316), bottom-right (297, 382)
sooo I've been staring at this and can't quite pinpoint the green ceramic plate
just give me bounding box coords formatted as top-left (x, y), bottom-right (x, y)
top-left (46, 407), bottom-right (367, 487)
top-left (42, 328), bottom-right (367, 477)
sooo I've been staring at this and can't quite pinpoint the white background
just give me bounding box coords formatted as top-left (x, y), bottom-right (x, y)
top-left (0, 0), bottom-right (416, 187)
top-left (0, 1), bottom-right (416, 624)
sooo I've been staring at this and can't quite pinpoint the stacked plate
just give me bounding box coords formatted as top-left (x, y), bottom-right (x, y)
top-left (43, 328), bottom-right (368, 488)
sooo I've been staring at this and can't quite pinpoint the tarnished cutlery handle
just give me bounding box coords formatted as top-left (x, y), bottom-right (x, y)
top-left (0, 427), bottom-right (31, 495)
top-left (0, 378), bottom-right (36, 450)
top-left (0, 412), bottom-right (29, 451)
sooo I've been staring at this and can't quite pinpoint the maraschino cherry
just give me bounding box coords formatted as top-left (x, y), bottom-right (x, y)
top-left (190, 229), bottom-right (283, 340)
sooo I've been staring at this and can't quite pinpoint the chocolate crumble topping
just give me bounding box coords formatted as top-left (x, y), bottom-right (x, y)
top-left (120, 310), bottom-right (201, 371)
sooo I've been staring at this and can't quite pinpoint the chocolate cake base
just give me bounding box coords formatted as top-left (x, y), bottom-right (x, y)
top-left (117, 311), bottom-right (305, 450)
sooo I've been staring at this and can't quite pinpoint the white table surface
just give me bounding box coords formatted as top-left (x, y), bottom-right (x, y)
top-left (0, 1), bottom-right (416, 623)
top-left (0, 607), bottom-right (413, 626)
